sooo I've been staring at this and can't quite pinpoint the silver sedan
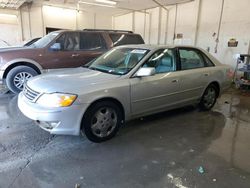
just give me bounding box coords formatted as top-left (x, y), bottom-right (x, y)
top-left (18, 45), bottom-right (231, 142)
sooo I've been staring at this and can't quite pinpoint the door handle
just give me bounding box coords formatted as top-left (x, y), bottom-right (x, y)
top-left (71, 53), bottom-right (80, 57)
top-left (172, 79), bottom-right (179, 83)
top-left (204, 73), bottom-right (209, 76)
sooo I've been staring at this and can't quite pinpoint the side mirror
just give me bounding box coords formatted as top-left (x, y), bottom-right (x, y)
top-left (135, 67), bottom-right (155, 77)
top-left (50, 43), bottom-right (61, 51)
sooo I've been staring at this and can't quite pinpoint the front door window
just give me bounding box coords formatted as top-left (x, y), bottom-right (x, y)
top-left (143, 49), bottom-right (176, 74)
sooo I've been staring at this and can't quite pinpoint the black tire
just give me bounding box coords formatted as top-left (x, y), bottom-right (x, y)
top-left (6, 66), bottom-right (38, 94)
top-left (82, 101), bottom-right (123, 143)
top-left (199, 84), bottom-right (218, 111)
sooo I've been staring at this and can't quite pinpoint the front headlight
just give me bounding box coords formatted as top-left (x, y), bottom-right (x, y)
top-left (36, 93), bottom-right (77, 107)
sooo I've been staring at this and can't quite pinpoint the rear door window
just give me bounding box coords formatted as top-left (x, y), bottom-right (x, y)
top-left (179, 49), bottom-right (205, 70)
top-left (80, 33), bottom-right (106, 50)
top-left (109, 34), bottom-right (144, 47)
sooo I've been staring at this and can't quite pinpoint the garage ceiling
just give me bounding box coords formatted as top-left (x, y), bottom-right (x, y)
top-left (0, 0), bottom-right (193, 13)
top-left (0, 0), bottom-right (31, 9)
top-left (40, 0), bottom-right (193, 14)
top-left (56, 0), bottom-right (191, 9)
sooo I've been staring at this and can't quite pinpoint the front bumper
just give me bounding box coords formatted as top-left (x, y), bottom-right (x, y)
top-left (18, 92), bottom-right (88, 136)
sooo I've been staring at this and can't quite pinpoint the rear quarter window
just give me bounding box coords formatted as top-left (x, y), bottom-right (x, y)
top-left (109, 33), bottom-right (144, 47)
top-left (203, 54), bottom-right (215, 67)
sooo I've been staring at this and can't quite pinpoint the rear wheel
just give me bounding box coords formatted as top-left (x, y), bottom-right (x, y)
top-left (6, 66), bottom-right (38, 94)
top-left (199, 84), bottom-right (218, 111)
top-left (82, 101), bottom-right (122, 143)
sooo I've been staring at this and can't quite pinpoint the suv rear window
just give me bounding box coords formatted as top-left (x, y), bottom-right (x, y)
top-left (109, 34), bottom-right (144, 47)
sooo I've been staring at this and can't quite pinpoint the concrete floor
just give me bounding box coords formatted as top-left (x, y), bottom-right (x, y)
top-left (0, 89), bottom-right (250, 188)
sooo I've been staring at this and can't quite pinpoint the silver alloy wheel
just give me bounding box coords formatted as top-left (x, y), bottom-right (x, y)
top-left (91, 107), bottom-right (118, 138)
top-left (13, 72), bottom-right (33, 89)
top-left (203, 87), bottom-right (216, 109)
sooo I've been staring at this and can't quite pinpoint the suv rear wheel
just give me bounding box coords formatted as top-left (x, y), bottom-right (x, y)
top-left (6, 66), bottom-right (38, 94)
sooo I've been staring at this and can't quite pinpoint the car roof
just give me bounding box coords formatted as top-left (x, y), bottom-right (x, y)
top-left (115, 44), bottom-right (223, 66)
top-left (116, 44), bottom-right (204, 50)
top-left (49, 30), bottom-right (138, 35)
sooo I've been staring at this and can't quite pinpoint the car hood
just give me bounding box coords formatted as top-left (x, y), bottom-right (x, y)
top-left (0, 46), bottom-right (23, 51)
top-left (0, 46), bottom-right (30, 52)
top-left (0, 47), bottom-right (43, 64)
top-left (27, 67), bottom-right (121, 93)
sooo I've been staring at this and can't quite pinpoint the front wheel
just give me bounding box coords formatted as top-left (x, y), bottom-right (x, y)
top-left (199, 84), bottom-right (218, 111)
top-left (82, 101), bottom-right (123, 143)
top-left (6, 66), bottom-right (38, 94)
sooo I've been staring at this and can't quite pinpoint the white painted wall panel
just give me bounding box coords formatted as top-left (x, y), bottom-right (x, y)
top-left (113, 13), bottom-right (133, 31)
top-left (166, 6), bottom-right (176, 45)
top-left (0, 24), bottom-right (20, 46)
top-left (20, 7), bottom-right (31, 41)
top-left (144, 13), bottom-right (150, 44)
top-left (197, 0), bottom-right (250, 66)
top-left (95, 14), bottom-right (112, 29)
top-left (134, 12), bottom-right (146, 38)
top-left (113, 0), bottom-right (250, 67)
top-left (77, 11), bottom-right (95, 29)
top-left (42, 6), bottom-right (77, 30)
top-left (196, 0), bottom-right (221, 55)
top-left (159, 8), bottom-right (168, 45)
top-left (174, 1), bottom-right (199, 45)
top-left (29, 6), bottom-right (44, 38)
top-left (148, 7), bottom-right (160, 44)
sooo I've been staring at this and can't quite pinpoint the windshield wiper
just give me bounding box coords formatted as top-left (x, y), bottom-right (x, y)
top-left (82, 65), bottom-right (89, 68)
top-left (88, 67), bottom-right (99, 71)
top-left (88, 67), bottom-right (122, 75)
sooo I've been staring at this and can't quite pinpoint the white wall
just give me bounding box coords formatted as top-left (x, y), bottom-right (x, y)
top-left (113, 0), bottom-right (250, 67)
top-left (174, 1), bottom-right (200, 45)
top-left (195, 0), bottom-right (250, 66)
top-left (95, 14), bottom-right (113, 29)
top-left (0, 4), bottom-right (113, 45)
top-left (1, 0), bottom-right (250, 67)
top-left (42, 5), bottom-right (77, 30)
top-left (113, 13), bottom-right (133, 31)
top-left (148, 7), bottom-right (160, 45)
top-left (0, 10), bottom-right (21, 46)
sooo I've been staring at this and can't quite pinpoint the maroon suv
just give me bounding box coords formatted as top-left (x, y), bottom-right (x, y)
top-left (0, 29), bottom-right (144, 93)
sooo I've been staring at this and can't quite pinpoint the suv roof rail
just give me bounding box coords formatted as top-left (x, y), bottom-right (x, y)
top-left (83, 29), bottom-right (134, 33)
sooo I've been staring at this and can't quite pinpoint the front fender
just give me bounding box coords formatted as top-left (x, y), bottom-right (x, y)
top-left (1, 58), bottom-right (43, 72)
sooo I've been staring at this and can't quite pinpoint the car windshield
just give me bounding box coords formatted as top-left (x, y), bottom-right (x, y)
top-left (32, 32), bottom-right (60, 48)
top-left (88, 48), bottom-right (149, 75)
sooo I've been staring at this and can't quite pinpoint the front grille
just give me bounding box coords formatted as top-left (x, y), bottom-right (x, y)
top-left (23, 85), bottom-right (40, 102)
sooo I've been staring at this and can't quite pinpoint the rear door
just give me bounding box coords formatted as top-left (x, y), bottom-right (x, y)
top-left (176, 47), bottom-right (213, 103)
top-left (78, 32), bottom-right (107, 64)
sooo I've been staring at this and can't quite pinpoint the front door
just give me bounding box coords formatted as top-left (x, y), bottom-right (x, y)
top-left (130, 48), bottom-right (180, 116)
top-left (42, 32), bottom-right (106, 69)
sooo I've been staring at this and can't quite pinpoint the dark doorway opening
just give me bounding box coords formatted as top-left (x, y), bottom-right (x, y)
top-left (46, 27), bottom-right (64, 34)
